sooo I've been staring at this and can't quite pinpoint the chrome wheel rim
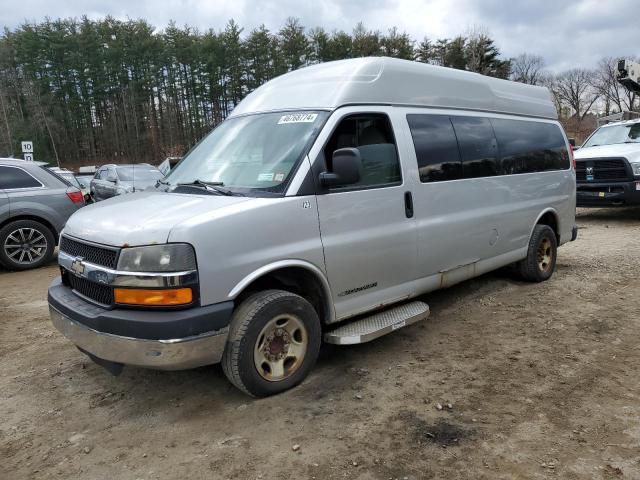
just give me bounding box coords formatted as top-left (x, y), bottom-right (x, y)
top-left (3, 228), bottom-right (47, 265)
top-left (253, 314), bottom-right (308, 382)
top-left (537, 237), bottom-right (553, 273)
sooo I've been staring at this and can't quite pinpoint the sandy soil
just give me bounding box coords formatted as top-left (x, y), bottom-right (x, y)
top-left (1, 207), bottom-right (640, 480)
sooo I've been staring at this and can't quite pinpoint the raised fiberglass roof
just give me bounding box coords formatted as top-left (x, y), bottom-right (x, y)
top-left (231, 57), bottom-right (557, 120)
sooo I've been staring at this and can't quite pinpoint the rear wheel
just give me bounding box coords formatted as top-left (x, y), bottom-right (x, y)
top-left (222, 290), bottom-right (321, 397)
top-left (0, 220), bottom-right (55, 271)
top-left (517, 224), bottom-right (557, 282)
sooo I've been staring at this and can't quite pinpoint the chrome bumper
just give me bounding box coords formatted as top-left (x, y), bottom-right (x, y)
top-left (50, 305), bottom-right (229, 370)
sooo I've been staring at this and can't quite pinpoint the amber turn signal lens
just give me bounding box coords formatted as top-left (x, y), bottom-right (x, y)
top-left (114, 288), bottom-right (193, 306)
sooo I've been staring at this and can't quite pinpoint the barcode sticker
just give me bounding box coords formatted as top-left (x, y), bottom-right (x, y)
top-left (278, 113), bottom-right (318, 125)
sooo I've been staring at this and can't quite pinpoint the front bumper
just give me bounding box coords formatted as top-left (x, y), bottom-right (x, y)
top-left (48, 278), bottom-right (233, 370)
top-left (577, 180), bottom-right (640, 207)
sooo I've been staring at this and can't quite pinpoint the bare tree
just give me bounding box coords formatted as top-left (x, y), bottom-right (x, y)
top-left (552, 69), bottom-right (600, 119)
top-left (510, 53), bottom-right (546, 85)
top-left (591, 57), bottom-right (637, 114)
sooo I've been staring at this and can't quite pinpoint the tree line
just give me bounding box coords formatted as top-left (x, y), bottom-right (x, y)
top-left (0, 17), bottom-right (636, 167)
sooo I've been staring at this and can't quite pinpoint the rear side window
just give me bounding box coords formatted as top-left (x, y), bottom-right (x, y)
top-left (451, 116), bottom-right (499, 178)
top-left (406, 114), bottom-right (462, 182)
top-left (0, 166), bottom-right (42, 189)
top-left (491, 119), bottom-right (570, 174)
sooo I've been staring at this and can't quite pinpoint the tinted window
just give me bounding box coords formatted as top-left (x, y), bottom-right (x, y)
top-left (491, 119), bottom-right (569, 174)
top-left (324, 114), bottom-right (401, 189)
top-left (451, 116), bottom-right (499, 178)
top-left (406, 114), bottom-right (462, 182)
top-left (0, 166), bottom-right (42, 189)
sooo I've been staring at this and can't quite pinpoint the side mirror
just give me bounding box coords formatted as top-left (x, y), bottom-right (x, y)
top-left (568, 138), bottom-right (576, 147)
top-left (319, 148), bottom-right (362, 187)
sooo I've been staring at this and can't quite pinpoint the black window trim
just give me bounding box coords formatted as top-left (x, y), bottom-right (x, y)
top-left (0, 165), bottom-right (45, 191)
top-left (314, 111), bottom-right (404, 194)
top-left (405, 111), bottom-right (571, 184)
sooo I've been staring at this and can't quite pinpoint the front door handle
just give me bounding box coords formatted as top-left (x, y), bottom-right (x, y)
top-left (404, 191), bottom-right (414, 218)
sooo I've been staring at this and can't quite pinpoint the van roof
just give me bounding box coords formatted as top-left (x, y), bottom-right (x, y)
top-left (231, 57), bottom-right (558, 120)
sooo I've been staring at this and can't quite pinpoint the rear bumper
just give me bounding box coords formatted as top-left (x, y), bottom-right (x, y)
top-left (48, 278), bottom-right (233, 370)
top-left (576, 180), bottom-right (640, 207)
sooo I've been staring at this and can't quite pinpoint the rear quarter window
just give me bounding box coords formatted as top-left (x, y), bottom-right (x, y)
top-left (491, 119), bottom-right (569, 174)
top-left (0, 166), bottom-right (43, 189)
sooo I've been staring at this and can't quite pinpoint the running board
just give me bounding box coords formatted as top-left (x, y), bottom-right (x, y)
top-left (324, 301), bottom-right (429, 345)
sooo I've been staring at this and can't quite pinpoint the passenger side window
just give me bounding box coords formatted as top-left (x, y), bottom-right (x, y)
top-left (450, 116), bottom-right (499, 178)
top-left (406, 114), bottom-right (462, 182)
top-left (491, 119), bottom-right (570, 174)
top-left (0, 166), bottom-right (42, 189)
top-left (324, 114), bottom-right (401, 189)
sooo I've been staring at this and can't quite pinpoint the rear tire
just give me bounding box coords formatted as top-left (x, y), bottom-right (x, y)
top-left (0, 219), bottom-right (55, 271)
top-left (517, 224), bottom-right (557, 282)
top-left (222, 289), bottom-right (321, 397)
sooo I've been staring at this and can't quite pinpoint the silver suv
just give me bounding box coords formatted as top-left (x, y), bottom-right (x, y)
top-left (0, 159), bottom-right (84, 270)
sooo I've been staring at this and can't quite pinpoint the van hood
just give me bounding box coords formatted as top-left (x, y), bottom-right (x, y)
top-left (63, 191), bottom-right (251, 247)
top-left (575, 143), bottom-right (640, 163)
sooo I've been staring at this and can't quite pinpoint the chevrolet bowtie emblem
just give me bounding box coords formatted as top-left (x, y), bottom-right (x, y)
top-left (71, 258), bottom-right (85, 276)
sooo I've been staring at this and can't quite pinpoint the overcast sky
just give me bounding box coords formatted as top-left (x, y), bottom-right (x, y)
top-left (2, 0), bottom-right (638, 72)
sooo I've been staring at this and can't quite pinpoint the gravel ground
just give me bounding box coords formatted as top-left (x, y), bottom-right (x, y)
top-left (1, 207), bottom-right (639, 480)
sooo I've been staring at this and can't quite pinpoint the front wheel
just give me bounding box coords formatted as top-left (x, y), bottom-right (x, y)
top-left (222, 290), bottom-right (321, 397)
top-left (517, 224), bottom-right (558, 282)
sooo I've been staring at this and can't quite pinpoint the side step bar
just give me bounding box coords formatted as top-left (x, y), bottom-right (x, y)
top-left (324, 301), bottom-right (429, 345)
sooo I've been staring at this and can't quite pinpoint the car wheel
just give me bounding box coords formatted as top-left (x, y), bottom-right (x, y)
top-left (0, 219), bottom-right (56, 271)
top-left (222, 289), bottom-right (321, 397)
top-left (517, 224), bottom-right (558, 282)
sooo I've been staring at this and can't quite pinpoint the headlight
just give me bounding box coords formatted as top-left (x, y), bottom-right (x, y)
top-left (117, 244), bottom-right (197, 272)
top-left (631, 163), bottom-right (640, 176)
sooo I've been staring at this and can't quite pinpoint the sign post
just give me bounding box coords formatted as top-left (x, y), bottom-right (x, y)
top-left (21, 141), bottom-right (34, 161)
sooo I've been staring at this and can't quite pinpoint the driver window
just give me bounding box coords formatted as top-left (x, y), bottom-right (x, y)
top-left (324, 114), bottom-right (401, 189)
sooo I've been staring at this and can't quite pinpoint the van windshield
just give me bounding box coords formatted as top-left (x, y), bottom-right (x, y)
top-left (165, 111), bottom-right (327, 195)
top-left (583, 123), bottom-right (640, 148)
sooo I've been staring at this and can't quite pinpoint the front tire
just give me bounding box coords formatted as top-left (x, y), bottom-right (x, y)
top-left (0, 220), bottom-right (55, 271)
top-left (222, 290), bottom-right (321, 397)
top-left (517, 224), bottom-right (557, 282)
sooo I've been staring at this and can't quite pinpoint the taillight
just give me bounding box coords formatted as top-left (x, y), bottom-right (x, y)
top-left (569, 144), bottom-right (576, 170)
top-left (66, 188), bottom-right (85, 205)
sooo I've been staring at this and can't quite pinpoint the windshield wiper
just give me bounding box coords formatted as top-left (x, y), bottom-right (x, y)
top-left (176, 179), bottom-right (243, 196)
top-left (155, 178), bottom-right (170, 187)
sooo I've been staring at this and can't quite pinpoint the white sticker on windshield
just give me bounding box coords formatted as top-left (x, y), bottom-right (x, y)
top-left (278, 113), bottom-right (318, 125)
top-left (257, 173), bottom-right (274, 182)
top-left (274, 173), bottom-right (285, 182)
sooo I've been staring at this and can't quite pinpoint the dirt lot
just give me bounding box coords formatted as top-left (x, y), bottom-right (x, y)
top-left (1, 207), bottom-right (639, 480)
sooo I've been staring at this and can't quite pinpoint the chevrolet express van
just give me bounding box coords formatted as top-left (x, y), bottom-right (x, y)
top-left (49, 57), bottom-right (577, 397)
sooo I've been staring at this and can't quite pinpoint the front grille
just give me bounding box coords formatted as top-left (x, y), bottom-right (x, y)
top-left (60, 236), bottom-right (119, 269)
top-left (67, 273), bottom-right (114, 306)
top-left (576, 158), bottom-right (631, 183)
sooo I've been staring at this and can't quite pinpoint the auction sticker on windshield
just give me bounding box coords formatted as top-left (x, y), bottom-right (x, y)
top-left (278, 113), bottom-right (318, 124)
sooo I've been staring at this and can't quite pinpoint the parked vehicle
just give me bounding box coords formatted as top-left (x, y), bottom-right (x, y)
top-left (49, 57), bottom-right (576, 396)
top-left (574, 118), bottom-right (640, 206)
top-left (0, 159), bottom-right (84, 270)
top-left (49, 167), bottom-right (92, 203)
top-left (90, 164), bottom-right (164, 201)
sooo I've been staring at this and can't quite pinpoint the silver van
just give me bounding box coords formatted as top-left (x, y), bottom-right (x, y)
top-left (49, 58), bottom-right (577, 397)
